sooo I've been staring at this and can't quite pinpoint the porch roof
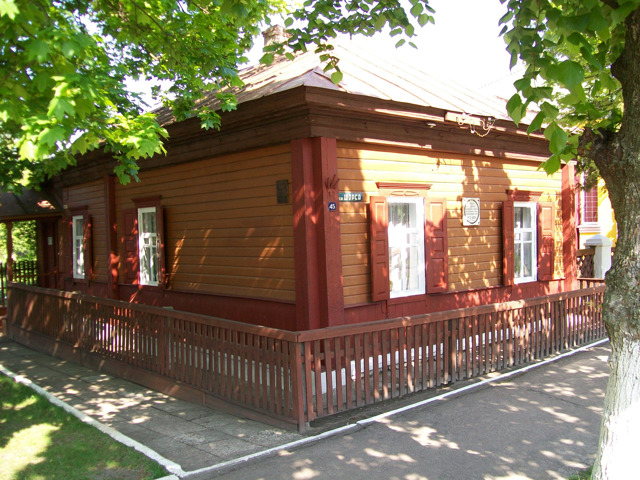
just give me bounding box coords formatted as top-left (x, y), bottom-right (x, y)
top-left (0, 188), bottom-right (62, 222)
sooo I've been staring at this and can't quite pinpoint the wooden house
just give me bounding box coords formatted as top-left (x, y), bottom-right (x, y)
top-left (42, 42), bottom-right (577, 333)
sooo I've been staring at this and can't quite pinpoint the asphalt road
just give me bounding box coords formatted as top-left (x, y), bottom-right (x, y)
top-left (204, 343), bottom-right (610, 480)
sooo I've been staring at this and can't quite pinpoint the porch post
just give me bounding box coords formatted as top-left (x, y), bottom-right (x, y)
top-left (291, 137), bottom-right (345, 330)
top-left (562, 163), bottom-right (578, 290)
top-left (585, 234), bottom-right (613, 279)
top-left (6, 221), bottom-right (13, 282)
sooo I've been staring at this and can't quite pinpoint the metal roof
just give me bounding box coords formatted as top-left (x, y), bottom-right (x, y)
top-left (155, 38), bottom-right (530, 126)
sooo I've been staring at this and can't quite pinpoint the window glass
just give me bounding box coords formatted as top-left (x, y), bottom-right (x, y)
top-left (514, 202), bottom-right (537, 283)
top-left (138, 207), bottom-right (159, 286)
top-left (72, 215), bottom-right (84, 279)
top-left (388, 197), bottom-right (425, 297)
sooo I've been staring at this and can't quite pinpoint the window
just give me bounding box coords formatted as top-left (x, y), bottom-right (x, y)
top-left (370, 196), bottom-right (448, 301)
top-left (514, 202), bottom-right (537, 283)
top-left (388, 197), bottom-right (425, 298)
top-left (72, 215), bottom-right (85, 279)
top-left (66, 208), bottom-right (91, 281)
top-left (122, 197), bottom-right (165, 287)
top-left (138, 206), bottom-right (159, 286)
top-left (581, 187), bottom-right (598, 224)
top-left (503, 196), bottom-right (555, 285)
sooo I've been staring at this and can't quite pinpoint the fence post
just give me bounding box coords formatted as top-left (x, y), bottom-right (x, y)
top-left (290, 340), bottom-right (307, 432)
top-left (585, 234), bottom-right (613, 279)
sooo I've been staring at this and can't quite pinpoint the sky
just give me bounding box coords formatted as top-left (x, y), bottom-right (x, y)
top-left (131, 0), bottom-right (521, 109)
top-left (349, 0), bottom-right (522, 95)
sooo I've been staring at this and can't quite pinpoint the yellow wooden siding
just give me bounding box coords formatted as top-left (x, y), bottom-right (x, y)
top-left (115, 144), bottom-right (295, 301)
top-left (63, 181), bottom-right (107, 283)
top-left (337, 141), bottom-right (563, 306)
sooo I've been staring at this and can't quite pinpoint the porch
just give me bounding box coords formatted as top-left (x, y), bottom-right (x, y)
top-left (6, 283), bottom-right (606, 432)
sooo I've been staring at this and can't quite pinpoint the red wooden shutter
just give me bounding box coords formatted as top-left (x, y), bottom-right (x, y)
top-left (369, 196), bottom-right (389, 301)
top-left (122, 209), bottom-right (139, 284)
top-left (83, 212), bottom-right (93, 280)
top-left (156, 205), bottom-right (166, 287)
top-left (62, 216), bottom-right (73, 278)
top-left (538, 202), bottom-right (555, 281)
top-left (426, 198), bottom-right (448, 293)
top-left (503, 200), bottom-right (514, 286)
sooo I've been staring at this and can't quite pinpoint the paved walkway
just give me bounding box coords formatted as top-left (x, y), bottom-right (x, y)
top-left (0, 335), bottom-right (610, 479)
top-left (0, 337), bottom-right (304, 476)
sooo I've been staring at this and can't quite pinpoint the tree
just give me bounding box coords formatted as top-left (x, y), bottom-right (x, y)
top-left (0, 0), bottom-right (433, 190)
top-left (500, 1), bottom-right (640, 478)
top-left (0, 221), bottom-right (36, 262)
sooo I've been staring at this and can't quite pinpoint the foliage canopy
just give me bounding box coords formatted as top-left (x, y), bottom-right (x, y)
top-left (500, 0), bottom-right (639, 176)
top-left (0, 0), bottom-right (433, 190)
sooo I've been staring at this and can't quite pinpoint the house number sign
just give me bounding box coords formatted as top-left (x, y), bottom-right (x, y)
top-left (462, 197), bottom-right (481, 226)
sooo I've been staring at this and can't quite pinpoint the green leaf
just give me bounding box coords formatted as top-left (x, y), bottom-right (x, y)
top-left (260, 53), bottom-right (274, 65)
top-left (26, 39), bottom-right (51, 62)
top-left (39, 126), bottom-right (67, 147)
top-left (542, 154), bottom-right (562, 175)
top-left (410, 3), bottom-right (422, 17)
top-left (526, 111), bottom-right (546, 134)
top-left (544, 122), bottom-right (568, 154)
top-left (506, 94), bottom-right (525, 125)
top-left (47, 97), bottom-right (75, 120)
top-left (418, 14), bottom-right (432, 27)
top-left (554, 60), bottom-right (584, 92)
top-left (0, 0), bottom-right (18, 19)
top-left (19, 140), bottom-right (37, 160)
top-left (330, 70), bottom-right (343, 84)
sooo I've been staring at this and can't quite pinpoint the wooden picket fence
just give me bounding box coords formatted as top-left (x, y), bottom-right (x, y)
top-left (6, 283), bottom-right (606, 431)
top-left (1, 260), bottom-right (38, 308)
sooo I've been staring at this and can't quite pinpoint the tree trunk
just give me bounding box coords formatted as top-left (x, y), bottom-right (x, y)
top-left (590, 7), bottom-right (640, 480)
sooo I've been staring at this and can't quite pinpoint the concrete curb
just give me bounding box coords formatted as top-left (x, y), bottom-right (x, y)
top-left (0, 363), bottom-right (186, 478)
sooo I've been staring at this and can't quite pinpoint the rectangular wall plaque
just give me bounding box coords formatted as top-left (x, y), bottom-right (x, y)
top-left (276, 179), bottom-right (289, 204)
top-left (339, 192), bottom-right (364, 202)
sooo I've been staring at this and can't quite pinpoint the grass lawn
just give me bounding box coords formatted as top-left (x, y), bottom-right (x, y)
top-left (0, 373), bottom-right (168, 480)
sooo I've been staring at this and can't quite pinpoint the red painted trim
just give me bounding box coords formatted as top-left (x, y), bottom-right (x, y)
top-left (57, 280), bottom-right (296, 330)
top-left (315, 137), bottom-right (345, 327)
top-left (132, 195), bottom-right (161, 206)
top-left (121, 285), bottom-right (297, 330)
top-left (104, 176), bottom-right (119, 299)
top-left (425, 197), bottom-right (448, 293)
top-left (376, 182), bottom-right (432, 190)
top-left (369, 196), bottom-right (390, 302)
top-left (502, 200), bottom-right (514, 286)
top-left (345, 281), bottom-right (566, 325)
top-left (291, 137), bottom-right (345, 330)
top-left (506, 189), bottom-right (542, 201)
top-left (562, 163), bottom-right (578, 289)
top-left (537, 202), bottom-right (555, 281)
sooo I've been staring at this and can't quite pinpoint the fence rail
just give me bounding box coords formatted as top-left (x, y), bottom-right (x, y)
top-left (7, 283), bottom-right (606, 430)
top-left (1, 260), bottom-right (38, 308)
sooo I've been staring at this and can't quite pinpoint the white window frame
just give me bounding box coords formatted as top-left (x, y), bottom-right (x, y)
top-left (387, 196), bottom-right (426, 298)
top-left (514, 201), bottom-right (537, 284)
top-left (72, 215), bottom-right (84, 279)
top-left (138, 206), bottom-right (159, 286)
